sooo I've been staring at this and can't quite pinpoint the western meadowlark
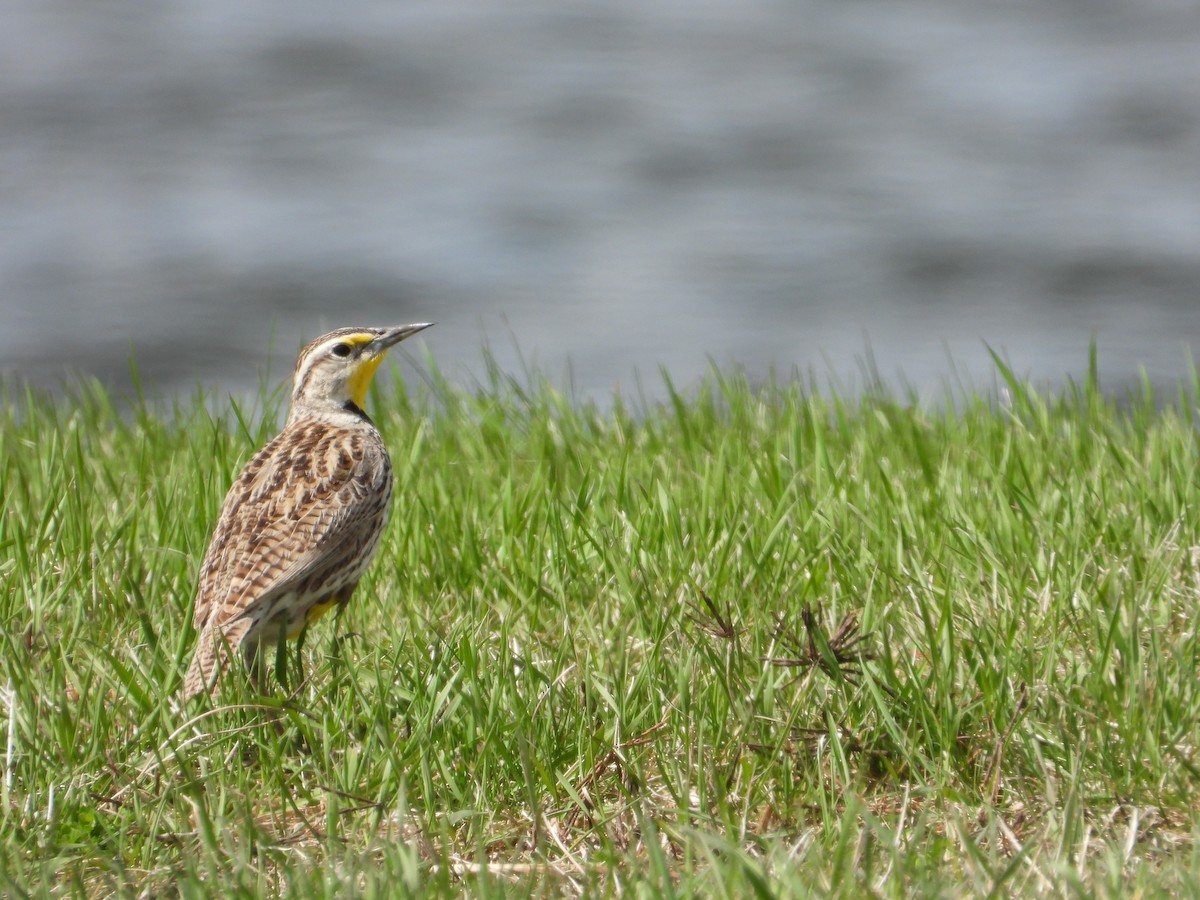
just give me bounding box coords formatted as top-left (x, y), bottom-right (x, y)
top-left (182, 323), bottom-right (432, 701)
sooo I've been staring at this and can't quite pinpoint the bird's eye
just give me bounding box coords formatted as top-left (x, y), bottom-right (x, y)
top-left (331, 343), bottom-right (352, 358)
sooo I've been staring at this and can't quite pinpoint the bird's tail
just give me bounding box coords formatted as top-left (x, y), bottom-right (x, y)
top-left (182, 619), bottom-right (254, 702)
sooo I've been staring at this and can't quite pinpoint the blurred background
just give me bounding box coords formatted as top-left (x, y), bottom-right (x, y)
top-left (2, 1), bottom-right (1199, 403)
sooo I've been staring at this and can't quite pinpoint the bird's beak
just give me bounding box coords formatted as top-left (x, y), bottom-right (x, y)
top-left (368, 323), bottom-right (434, 355)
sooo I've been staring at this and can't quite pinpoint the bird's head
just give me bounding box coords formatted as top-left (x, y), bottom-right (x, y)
top-left (289, 324), bottom-right (433, 417)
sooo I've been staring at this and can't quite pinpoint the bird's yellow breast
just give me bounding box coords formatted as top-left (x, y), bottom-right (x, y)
top-left (286, 596), bottom-right (341, 637)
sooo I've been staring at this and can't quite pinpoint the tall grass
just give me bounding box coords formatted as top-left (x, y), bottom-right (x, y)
top-left (2, 356), bottom-right (1199, 896)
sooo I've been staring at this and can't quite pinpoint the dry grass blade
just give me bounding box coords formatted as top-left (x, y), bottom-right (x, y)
top-left (684, 589), bottom-right (741, 641)
top-left (747, 723), bottom-right (867, 757)
top-left (764, 605), bottom-right (873, 685)
top-left (982, 682), bottom-right (1030, 805)
top-left (565, 717), bottom-right (670, 828)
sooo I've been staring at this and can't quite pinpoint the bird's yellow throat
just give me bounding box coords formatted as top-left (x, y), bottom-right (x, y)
top-left (348, 354), bottom-right (385, 409)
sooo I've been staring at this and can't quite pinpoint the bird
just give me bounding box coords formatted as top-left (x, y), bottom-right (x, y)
top-left (182, 323), bottom-right (432, 701)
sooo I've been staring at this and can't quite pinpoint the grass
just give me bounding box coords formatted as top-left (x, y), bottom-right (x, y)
top-left (3, 353), bottom-right (1200, 896)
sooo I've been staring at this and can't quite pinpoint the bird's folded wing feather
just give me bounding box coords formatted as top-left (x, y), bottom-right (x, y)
top-left (191, 423), bottom-right (390, 631)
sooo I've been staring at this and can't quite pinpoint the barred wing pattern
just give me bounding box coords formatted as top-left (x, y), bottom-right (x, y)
top-left (183, 418), bottom-right (393, 700)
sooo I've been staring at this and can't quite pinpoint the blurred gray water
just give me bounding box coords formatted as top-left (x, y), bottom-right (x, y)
top-left (2, 1), bottom-right (1199, 403)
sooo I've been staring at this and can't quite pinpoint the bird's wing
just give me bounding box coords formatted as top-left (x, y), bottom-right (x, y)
top-left (190, 421), bottom-right (391, 631)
